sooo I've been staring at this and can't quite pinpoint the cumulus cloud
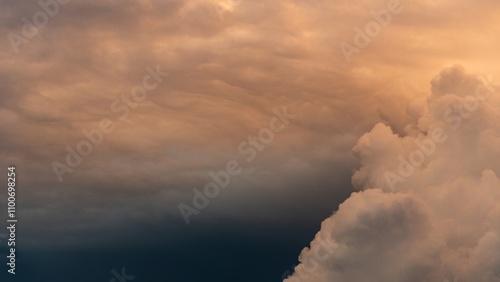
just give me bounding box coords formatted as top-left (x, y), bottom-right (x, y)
top-left (284, 65), bottom-right (500, 282)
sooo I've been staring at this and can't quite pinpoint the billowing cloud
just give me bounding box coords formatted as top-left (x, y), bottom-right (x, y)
top-left (284, 65), bottom-right (500, 282)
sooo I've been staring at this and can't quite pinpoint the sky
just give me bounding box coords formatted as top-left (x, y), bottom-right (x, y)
top-left (0, 0), bottom-right (500, 281)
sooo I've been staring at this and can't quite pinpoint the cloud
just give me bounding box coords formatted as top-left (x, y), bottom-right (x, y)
top-left (284, 65), bottom-right (500, 282)
top-left (1, 0), bottom-right (500, 247)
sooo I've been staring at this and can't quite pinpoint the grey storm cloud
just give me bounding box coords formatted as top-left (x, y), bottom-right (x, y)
top-left (1, 0), bottom-right (500, 253)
